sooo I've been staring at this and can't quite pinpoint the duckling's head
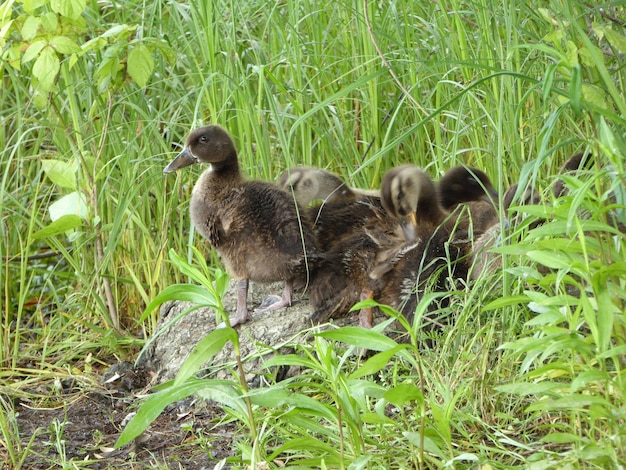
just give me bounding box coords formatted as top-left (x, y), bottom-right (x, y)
top-left (381, 165), bottom-right (435, 241)
top-left (438, 166), bottom-right (497, 208)
top-left (164, 125), bottom-right (236, 174)
top-left (278, 167), bottom-right (355, 206)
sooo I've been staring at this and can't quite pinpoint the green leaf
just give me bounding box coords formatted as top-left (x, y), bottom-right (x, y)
top-left (404, 433), bottom-right (444, 458)
top-left (21, 16), bottom-right (41, 40)
top-left (569, 64), bottom-right (583, 114)
top-left (139, 283), bottom-right (222, 323)
top-left (383, 383), bottom-right (424, 407)
top-left (526, 393), bottom-right (611, 412)
top-left (604, 28), bottom-right (626, 55)
top-left (115, 377), bottom-right (226, 448)
top-left (22, 40), bottom-right (46, 64)
top-left (495, 381), bottom-right (563, 397)
top-left (31, 214), bottom-right (82, 239)
top-left (174, 328), bottom-right (238, 385)
top-left (49, 191), bottom-right (88, 221)
top-left (316, 326), bottom-right (398, 352)
top-left (41, 158), bottom-right (77, 189)
top-left (482, 295), bottom-right (529, 311)
top-left (50, 36), bottom-right (81, 54)
top-left (50, 0), bottom-right (86, 20)
top-left (32, 46), bottom-right (59, 93)
top-left (22, 0), bottom-right (47, 13)
top-left (127, 44), bottom-right (153, 87)
top-left (40, 12), bottom-right (58, 33)
top-left (349, 345), bottom-right (409, 380)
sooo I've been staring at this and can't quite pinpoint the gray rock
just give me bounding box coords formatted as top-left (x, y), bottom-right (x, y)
top-left (137, 280), bottom-right (363, 385)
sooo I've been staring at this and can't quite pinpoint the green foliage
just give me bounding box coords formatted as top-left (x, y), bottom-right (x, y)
top-left (1, 0), bottom-right (625, 467)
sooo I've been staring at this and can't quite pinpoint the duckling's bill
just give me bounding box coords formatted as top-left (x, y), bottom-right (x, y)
top-left (163, 147), bottom-right (198, 174)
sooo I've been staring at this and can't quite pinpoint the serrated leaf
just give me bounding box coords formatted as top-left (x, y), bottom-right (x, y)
top-left (50, 0), bottom-right (86, 20)
top-left (32, 46), bottom-right (59, 92)
top-left (51, 36), bottom-right (81, 54)
top-left (21, 16), bottom-right (41, 40)
top-left (49, 191), bottom-right (88, 221)
top-left (127, 44), bottom-right (153, 87)
top-left (31, 214), bottom-right (82, 239)
top-left (41, 158), bottom-right (77, 189)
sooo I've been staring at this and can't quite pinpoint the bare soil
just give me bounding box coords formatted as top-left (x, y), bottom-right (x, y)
top-left (9, 363), bottom-right (237, 469)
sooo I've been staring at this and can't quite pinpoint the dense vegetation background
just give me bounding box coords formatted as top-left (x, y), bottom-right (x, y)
top-left (1, 0), bottom-right (625, 467)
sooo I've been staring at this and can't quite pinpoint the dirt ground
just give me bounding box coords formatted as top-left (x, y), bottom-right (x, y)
top-left (8, 362), bottom-right (237, 470)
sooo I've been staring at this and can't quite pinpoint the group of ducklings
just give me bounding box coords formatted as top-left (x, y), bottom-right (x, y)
top-left (162, 124), bottom-right (575, 333)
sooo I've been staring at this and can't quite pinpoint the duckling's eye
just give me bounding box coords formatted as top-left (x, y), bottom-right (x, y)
top-left (199, 135), bottom-right (208, 143)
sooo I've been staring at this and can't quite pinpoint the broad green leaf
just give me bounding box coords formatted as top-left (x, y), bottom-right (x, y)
top-left (32, 46), bottom-right (59, 92)
top-left (41, 158), bottom-right (77, 189)
top-left (317, 326), bottom-right (398, 352)
top-left (22, 40), bottom-right (46, 64)
top-left (249, 387), bottom-right (336, 420)
top-left (604, 28), bottom-right (626, 55)
top-left (51, 36), bottom-right (81, 54)
top-left (349, 345), bottom-right (409, 380)
top-left (31, 214), bottom-right (82, 239)
top-left (50, 0), bottom-right (86, 20)
top-left (174, 328), bottom-right (238, 385)
top-left (49, 191), bottom-right (88, 221)
top-left (20, 16), bottom-right (40, 40)
top-left (22, 0), bottom-right (47, 13)
top-left (383, 383), bottom-right (423, 407)
top-left (404, 433), bottom-right (444, 458)
top-left (570, 370), bottom-right (610, 394)
top-left (127, 44), bottom-right (153, 87)
top-left (40, 12), bottom-right (58, 33)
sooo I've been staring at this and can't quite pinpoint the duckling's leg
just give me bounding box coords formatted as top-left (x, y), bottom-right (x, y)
top-left (358, 288), bottom-right (374, 329)
top-left (254, 280), bottom-right (293, 313)
top-left (232, 279), bottom-right (253, 326)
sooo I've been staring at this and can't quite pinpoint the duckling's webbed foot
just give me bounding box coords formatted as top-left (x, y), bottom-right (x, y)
top-left (254, 281), bottom-right (293, 313)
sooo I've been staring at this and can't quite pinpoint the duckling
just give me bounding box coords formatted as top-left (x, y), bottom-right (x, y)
top-left (307, 167), bottom-right (422, 325)
top-left (363, 165), bottom-right (471, 330)
top-left (437, 165), bottom-right (499, 234)
top-left (164, 125), bottom-right (321, 327)
top-left (278, 166), bottom-right (387, 252)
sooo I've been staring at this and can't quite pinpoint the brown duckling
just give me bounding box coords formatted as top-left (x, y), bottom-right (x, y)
top-left (307, 166), bottom-right (424, 325)
top-left (278, 166), bottom-right (388, 252)
top-left (363, 165), bottom-right (471, 330)
top-left (437, 165), bottom-right (499, 234)
top-left (164, 125), bottom-right (321, 327)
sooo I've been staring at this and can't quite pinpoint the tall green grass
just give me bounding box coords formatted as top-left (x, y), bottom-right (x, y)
top-left (1, 0), bottom-right (624, 467)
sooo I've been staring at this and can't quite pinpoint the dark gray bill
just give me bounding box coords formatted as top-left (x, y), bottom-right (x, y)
top-left (163, 147), bottom-right (198, 174)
